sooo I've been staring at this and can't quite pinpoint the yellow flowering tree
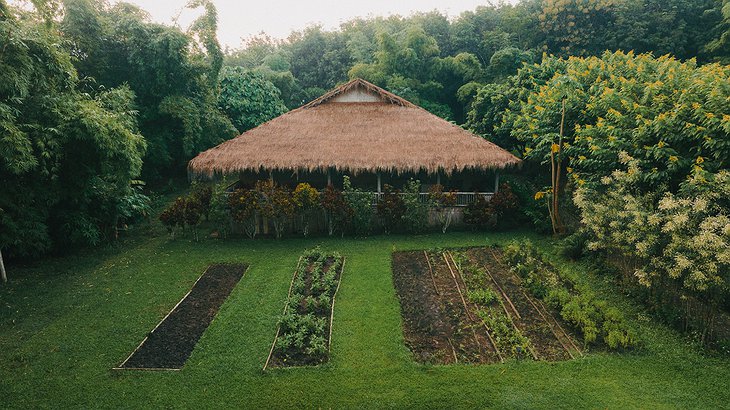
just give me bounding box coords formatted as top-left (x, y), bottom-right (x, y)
top-left (513, 51), bottom-right (729, 192)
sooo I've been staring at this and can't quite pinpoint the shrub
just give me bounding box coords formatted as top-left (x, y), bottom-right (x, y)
top-left (342, 176), bottom-right (373, 236)
top-left (464, 194), bottom-right (493, 230)
top-left (254, 180), bottom-right (294, 239)
top-left (401, 179), bottom-right (429, 233)
top-left (560, 230), bottom-right (590, 260)
top-left (377, 184), bottom-right (406, 234)
top-left (228, 188), bottom-right (259, 238)
top-left (321, 185), bottom-right (352, 236)
top-left (159, 197), bottom-right (186, 238)
top-left (489, 183), bottom-right (520, 229)
top-left (190, 184), bottom-right (212, 221)
top-left (292, 183), bottom-right (320, 237)
top-left (183, 196), bottom-right (203, 241)
top-left (429, 184), bottom-right (457, 233)
top-left (209, 178), bottom-right (233, 238)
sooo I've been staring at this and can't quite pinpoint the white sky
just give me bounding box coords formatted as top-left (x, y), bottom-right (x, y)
top-left (110, 0), bottom-right (513, 49)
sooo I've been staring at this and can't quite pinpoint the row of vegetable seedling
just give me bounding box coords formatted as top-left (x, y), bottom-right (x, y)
top-left (265, 247), bottom-right (345, 369)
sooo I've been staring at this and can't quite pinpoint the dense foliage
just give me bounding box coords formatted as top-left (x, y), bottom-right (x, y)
top-left (493, 51), bottom-right (729, 343)
top-left (61, 0), bottom-right (238, 179)
top-left (226, 0), bottom-right (728, 122)
top-left (1, 2), bottom-right (146, 258)
top-left (217, 67), bottom-right (287, 133)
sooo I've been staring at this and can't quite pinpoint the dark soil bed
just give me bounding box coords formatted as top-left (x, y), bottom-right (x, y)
top-left (119, 263), bottom-right (247, 369)
top-left (392, 250), bottom-right (499, 365)
top-left (392, 247), bottom-right (580, 365)
top-left (464, 247), bottom-right (579, 361)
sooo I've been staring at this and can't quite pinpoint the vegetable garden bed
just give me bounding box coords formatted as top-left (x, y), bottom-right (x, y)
top-left (116, 263), bottom-right (247, 370)
top-left (392, 247), bottom-right (582, 364)
top-left (265, 248), bottom-right (345, 369)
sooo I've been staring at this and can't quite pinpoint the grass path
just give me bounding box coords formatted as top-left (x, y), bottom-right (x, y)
top-left (1, 231), bottom-right (728, 408)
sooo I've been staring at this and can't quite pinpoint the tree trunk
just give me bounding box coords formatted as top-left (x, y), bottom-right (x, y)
top-left (0, 248), bottom-right (7, 283)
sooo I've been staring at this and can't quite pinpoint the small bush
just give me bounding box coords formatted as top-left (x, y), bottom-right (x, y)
top-left (377, 184), bottom-right (406, 234)
top-left (429, 184), bottom-right (457, 233)
top-left (321, 185), bottom-right (352, 236)
top-left (342, 176), bottom-right (373, 236)
top-left (468, 288), bottom-right (498, 306)
top-left (402, 179), bottom-right (429, 234)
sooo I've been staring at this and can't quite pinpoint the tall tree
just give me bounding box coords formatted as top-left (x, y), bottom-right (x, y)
top-left (61, 0), bottom-right (237, 179)
top-left (1, 3), bottom-right (146, 266)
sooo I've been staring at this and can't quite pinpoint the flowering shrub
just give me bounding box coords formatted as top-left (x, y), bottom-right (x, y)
top-left (512, 51), bottom-right (729, 191)
top-left (574, 154), bottom-right (729, 343)
top-left (292, 183), bottom-right (320, 237)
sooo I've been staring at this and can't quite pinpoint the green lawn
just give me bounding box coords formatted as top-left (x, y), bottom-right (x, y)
top-left (1, 231), bottom-right (728, 409)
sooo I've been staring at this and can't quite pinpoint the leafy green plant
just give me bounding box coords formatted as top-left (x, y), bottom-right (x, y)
top-left (274, 247), bottom-right (344, 366)
top-left (503, 240), bottom-right (635, 349)
top-left (467, 288), bottom-right (497, 306)
top-left (343, 176), bottom-right (374, 236)
top-left (401, 179), bottom-right (429, 234)
top-left (292, 183), bottom-right (320, 237)
top-left (208, 178), bottom-right (234, 238)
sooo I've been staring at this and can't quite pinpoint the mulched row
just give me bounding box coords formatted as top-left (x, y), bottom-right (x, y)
top-left (119, 263), bottom-right (247, 370)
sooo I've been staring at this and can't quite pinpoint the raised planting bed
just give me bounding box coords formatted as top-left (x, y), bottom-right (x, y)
top-left (264, 248), bottom-right (345, 369)
top-left (117, 263), bottom-right (247, 370)
top-left (392, 247), bottom-right (582, 365)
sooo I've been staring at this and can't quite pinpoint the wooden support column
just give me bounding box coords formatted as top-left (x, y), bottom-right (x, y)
top-left (436, 171), bottom-right (441, 186)
top-left (494, 172), bottom-right (500, 193)
top-left (327, 168), bottom-right (332, 186)
top-left (377, 172), bottom-right (382, 194)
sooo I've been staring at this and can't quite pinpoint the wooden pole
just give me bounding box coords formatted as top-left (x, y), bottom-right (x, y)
top-left (494, 172), bottom-right (500, 193)
top-left (423, 251), bottom-right (440, 295)
top-left (377, 172), bottom-right (382, 194)
top-left (327, 168), bottom-right (332, 186)
top-left (0, 248), bottom-right (6, 283)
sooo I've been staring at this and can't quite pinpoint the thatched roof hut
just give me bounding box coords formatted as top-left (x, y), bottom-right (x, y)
top-left (188, 78), bottom-right (520, 178)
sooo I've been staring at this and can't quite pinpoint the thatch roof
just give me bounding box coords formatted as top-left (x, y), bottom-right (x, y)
top-left (189, 78), bottom-right (520, 177)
